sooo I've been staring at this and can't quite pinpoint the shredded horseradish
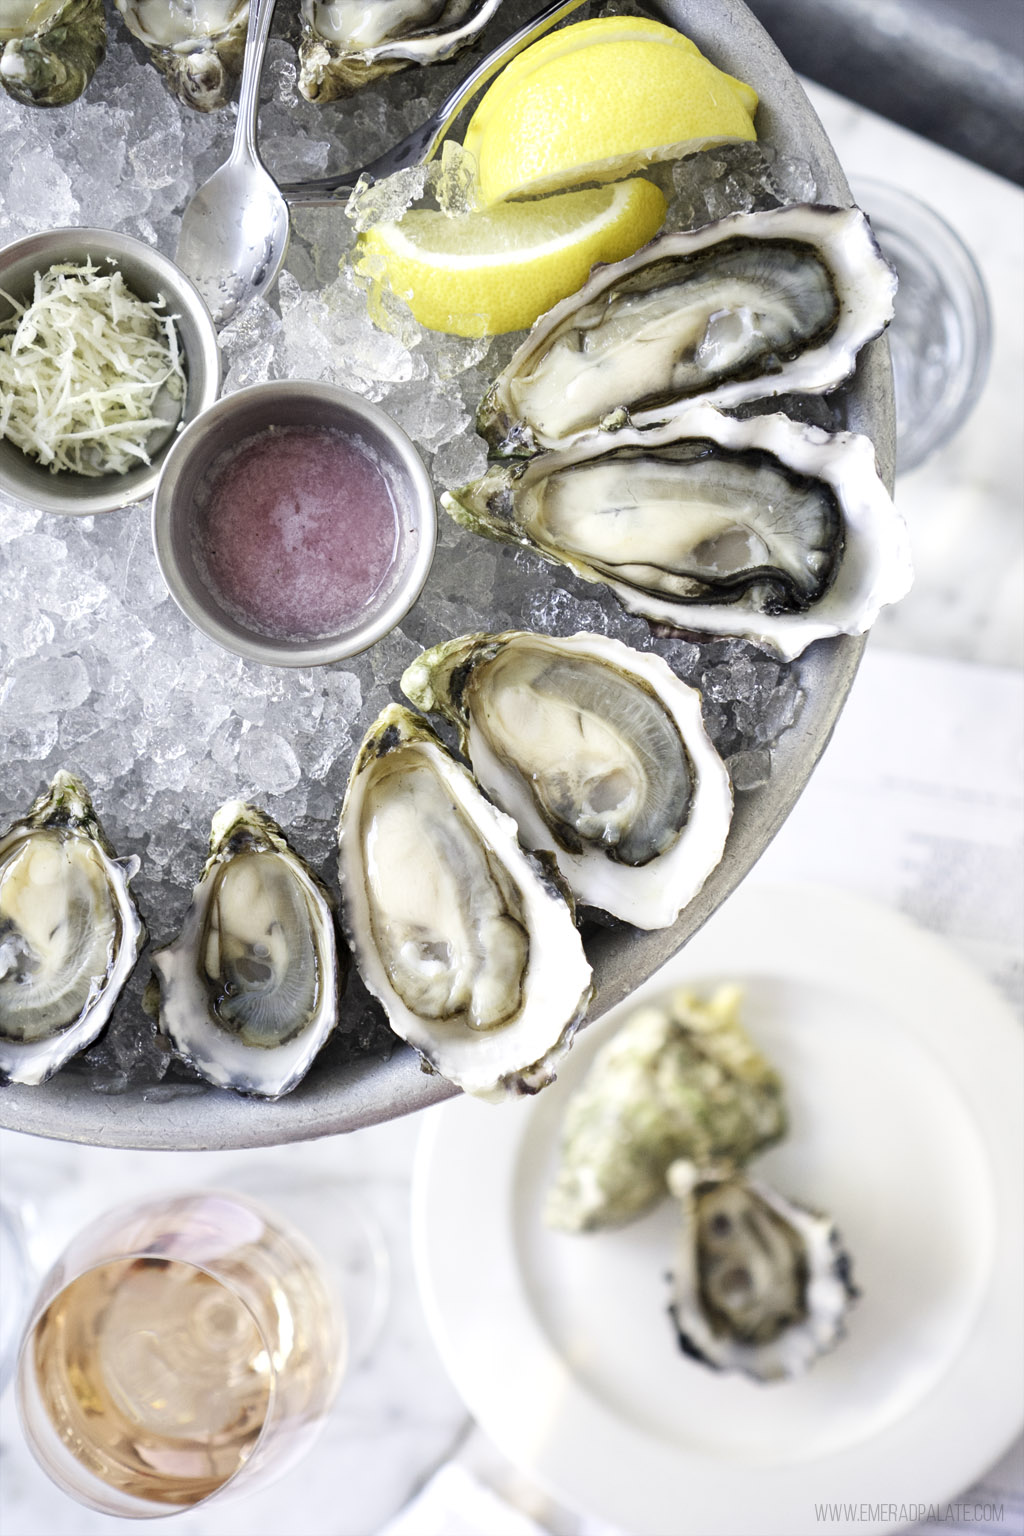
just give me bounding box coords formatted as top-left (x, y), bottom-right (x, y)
top-left (0, 258), bottom-right (186, 477)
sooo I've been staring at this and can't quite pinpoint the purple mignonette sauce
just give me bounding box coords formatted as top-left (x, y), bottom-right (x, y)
top-left (195, 424), bottom-right (402, 640)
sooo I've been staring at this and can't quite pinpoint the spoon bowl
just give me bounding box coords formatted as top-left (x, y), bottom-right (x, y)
top-left (177, 156), bottom-right (290, 327)
top-left (175, 0), bottom-right (287, 327)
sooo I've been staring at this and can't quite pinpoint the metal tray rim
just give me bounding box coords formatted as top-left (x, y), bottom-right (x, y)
top-left (0, 0), bottom-right (893, 1150)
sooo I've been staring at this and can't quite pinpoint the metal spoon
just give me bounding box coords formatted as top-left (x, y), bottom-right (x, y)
top-left (176, 0), bottom-right (288, 328)
top-left (279, 0), bottom-right (587, 208)
top-left (176, 0), bottom-right (586, 323)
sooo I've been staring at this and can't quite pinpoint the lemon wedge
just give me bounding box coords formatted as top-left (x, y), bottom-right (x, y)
top-left (463, 16), bottom-right (758, 205)
top-left (355, 177), bottom-right (667, 337)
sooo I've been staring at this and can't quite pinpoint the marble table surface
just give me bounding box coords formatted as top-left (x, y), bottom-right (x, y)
top-left (1, 77), bottom-right (1021, 1536)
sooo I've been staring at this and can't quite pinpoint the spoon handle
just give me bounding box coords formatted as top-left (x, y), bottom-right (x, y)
top-left (233, 0), bottom-right (278, 167)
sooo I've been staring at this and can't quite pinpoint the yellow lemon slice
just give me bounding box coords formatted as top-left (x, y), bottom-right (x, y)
top-left (463, 15), bottom-right (758, 205)
top-left (356, 177), bottom-right (667, 337)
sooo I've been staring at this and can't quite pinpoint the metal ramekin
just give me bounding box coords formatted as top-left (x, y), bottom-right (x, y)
top-left (0, 228), bottom-right (222, 517)
top-left (151, 380), bottom-right (437, 668)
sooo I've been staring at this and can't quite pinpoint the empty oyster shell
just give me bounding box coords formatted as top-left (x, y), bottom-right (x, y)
top-left (478, 203), bottom-right (896, 457)
top-left (0, 0), bottom-right (105, 107)
top-left (151, 802), bottom-right (342, 1098)
top-left (111, 0), bottom-right (247, 111)
top-left (667, 1159), bottom-right (857, 1381)
top-left (444, 404), bottom-right (912, 660)
top-left (0, 772), bottom-right (144, 1086)
top-left (402, 630), bottom-right (732, 930)
top-left (298, 0), bottom-right (502, 102)
top-left (337, 703), bottom-right (593, 1101)
top-left (544, 986), bottom-right (786, 1233)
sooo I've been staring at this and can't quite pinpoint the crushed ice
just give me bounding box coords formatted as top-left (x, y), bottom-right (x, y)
top-left (0, 5), bottom-right (820, 1090)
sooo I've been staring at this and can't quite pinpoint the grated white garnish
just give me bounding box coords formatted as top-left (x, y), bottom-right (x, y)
top-left (0, 258), bottom-right (187, 478)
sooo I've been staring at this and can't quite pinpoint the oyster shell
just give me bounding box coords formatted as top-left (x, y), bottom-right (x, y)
top-left (0, 0), bottom-right (105, 108)
top-left (151, 801), bottom-right (342, 1098)
top-left (444, 404), bottom-right (912, 660)
top-left (544, 986), bottom-right (786, 1232)
top-left (478, 203), bottom-right (896, 457)
top-left (298, 0), bottom-right (502, 103)
top-left (337, 703), bottom-right (593, 1101)
top-left (402, 630), bottom-right (732, 930)
top-left (111, 0), bottom-right (247, 111)
top-left (0, 773), bottom-right (144, 1086)
top-left (667, 1159), bottom-right (857, 1381)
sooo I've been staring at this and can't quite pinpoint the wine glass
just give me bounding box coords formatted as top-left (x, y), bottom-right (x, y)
top-left (15, 1189), bottom-right (346, 1518)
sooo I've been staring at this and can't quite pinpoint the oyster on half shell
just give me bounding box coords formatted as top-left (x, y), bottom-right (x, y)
top-left (337, 704), bottom-right (593, 1101)
top-left (445, 404), bottom-right (912, 660)
top-left (298, 0), bottom-right (503, 102)
top-left (544, 986), bottom-right (787, 1233)
top-left (0, 773), bottom-right (144, 1086)
top-left (112, 0), bottom-right (247, 111)
top-left (667, 1159), bottom-right (857, 1381)
top-left (478, 203), bottom-right (896, 457)
top-left (0, 0), bottom-right (105, 107)
top-left (151, 802), bottom-right (342, 1098)
top-left (402, 631), bottom-right (733, 930)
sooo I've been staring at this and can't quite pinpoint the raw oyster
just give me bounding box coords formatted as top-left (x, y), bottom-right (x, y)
top-left (402, 630), bottom-right (732, 930)
top-left (667, 1159), bottom-right (857, 1381)
top-left (298, 0), bottom-right (503, 102)
top-left (337, 703), bottom-right (592, 1101)
top-left (0, 773), bottom-right (144, 1087)
top-left (444, 404), bottom-right (912, 660)
top-left (151, 802), bottom-right (342, 1098)
top-left (1, 0), bottom-right (105, 108)
top-left (544, 986), bottom-right (786, 1232)
top-left (111, 0), bottom-right (247, 111)
top-left (478, 203), bottom-right (896, 456)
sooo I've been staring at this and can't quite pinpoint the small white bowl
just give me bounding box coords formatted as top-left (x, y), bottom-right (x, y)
top-left (0, 228), bottom-right (221, 517)
top-left (151, 380), bottom-right (437, 668)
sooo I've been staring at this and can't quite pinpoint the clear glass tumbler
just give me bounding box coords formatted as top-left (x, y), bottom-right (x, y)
top-left (16, 1189), bottom-right (344, 1518)
top-left (853, 177), bottom-right (992, 474)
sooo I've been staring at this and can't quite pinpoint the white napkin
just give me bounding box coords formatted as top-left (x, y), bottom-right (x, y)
top-left (377, 1463), bottom-right (550, 1536)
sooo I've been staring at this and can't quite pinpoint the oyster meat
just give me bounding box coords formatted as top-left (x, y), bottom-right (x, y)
top-left (151, 802), bottom-right (342, 1098)
top-left (402, 630), bottom-right (732, 930)
top-left (445, 404), bottom-right (912, 660)
top-left (544, 986), bottom-right (787, 1232)
top-left (1, 0), bottom-right (105, 108)
top-left (478, 203), bottom-right (896, 456)
top-left (298, 0), bottom-right (502, 102)
top-left (667, 1159), bottom-right (857, 1381)
top-left (337, 703), bottom-right (592, 1100)
top-left (0, 773), bottom-right (144, 1086)
top-left (112, 0), bottom-right (247, 111)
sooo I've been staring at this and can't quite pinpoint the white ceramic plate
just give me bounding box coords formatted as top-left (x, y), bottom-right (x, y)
top-left (411, 883), bottom-right (1024, 1536)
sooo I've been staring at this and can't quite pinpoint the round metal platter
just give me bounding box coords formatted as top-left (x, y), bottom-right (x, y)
top-left (0, 0), bottom-right (894, 1150)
